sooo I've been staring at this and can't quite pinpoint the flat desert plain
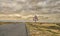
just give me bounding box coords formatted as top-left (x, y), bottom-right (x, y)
top-left (26, 22), bottom-right (60, 36)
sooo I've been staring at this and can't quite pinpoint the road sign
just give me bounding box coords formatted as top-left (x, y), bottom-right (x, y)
top-left (33, 15), bottom-right (38, 22)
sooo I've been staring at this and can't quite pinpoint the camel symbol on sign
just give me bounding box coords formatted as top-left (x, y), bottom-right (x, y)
top-left (33, 15), bottom-right (38, 22)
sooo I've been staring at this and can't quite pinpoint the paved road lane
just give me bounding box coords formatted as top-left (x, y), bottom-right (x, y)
top-left (0, 23), bottom-right (28, 36)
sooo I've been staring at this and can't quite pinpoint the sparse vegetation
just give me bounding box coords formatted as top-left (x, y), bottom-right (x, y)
top-left (26, 22), bottom-right (60, 36)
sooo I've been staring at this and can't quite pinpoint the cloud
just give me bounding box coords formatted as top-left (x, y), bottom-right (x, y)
top-left (0, 0), bottom-right (60, 14)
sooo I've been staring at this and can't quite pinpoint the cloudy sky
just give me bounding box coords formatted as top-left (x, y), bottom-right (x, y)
top-left (0, 0), bottom-right (60, 14)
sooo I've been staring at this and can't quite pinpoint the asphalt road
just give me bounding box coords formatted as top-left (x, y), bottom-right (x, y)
top-left (0, 23), bottom-right (28, 36)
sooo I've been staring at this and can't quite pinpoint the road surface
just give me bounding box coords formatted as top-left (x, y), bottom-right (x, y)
top-left (0, 23), bottom-right (28, 36)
